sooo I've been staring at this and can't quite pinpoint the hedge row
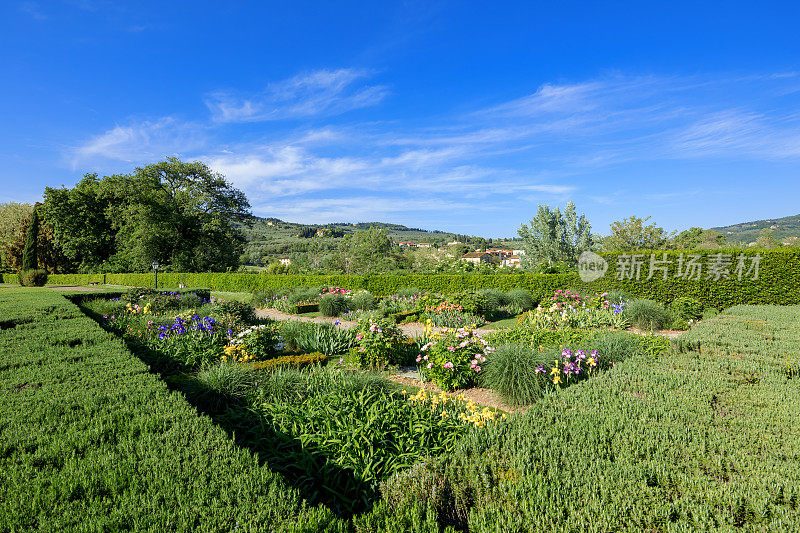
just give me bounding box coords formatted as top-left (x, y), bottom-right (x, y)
top-left (0, 288), bottom-right (346, 531)
top-left (35, 249), bottom-right (800, 309)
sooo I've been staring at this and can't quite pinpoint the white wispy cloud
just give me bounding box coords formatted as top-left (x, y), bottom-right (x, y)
top-left (69, 70), bottom-right (800, 229)
top-left (70, 117), bottom-right (208, 167)
top-left (19, 1), bottom-right (46, 20)
top-left (205, 68), bottom-right (388, 122)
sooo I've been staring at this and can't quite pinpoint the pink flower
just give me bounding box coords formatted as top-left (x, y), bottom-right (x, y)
top-left (423, 354), bottom-right (429, 360)
top-left (427, 362), bottom-right (434, 368)
top-left (447, 346), bottom-right (455, 352)
top-left (475, 366), bottom-right (481, 372)
top-left (355, 334), bottom-right (363, 340)
top-left (416, 355), bottom-right (422, 362)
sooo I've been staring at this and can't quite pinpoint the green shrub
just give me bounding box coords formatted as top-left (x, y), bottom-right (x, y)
top-left (505, 288), bottom-right (535, 312)
top-left (319, 293), bottom-right (350, 316)
top-left (213, 298), bottom-right (256, 325)
top-left (702, 307), bottom-right (720, 320)
top-left (624, 298), bottom-right (670, 330)
top-left (480, 343), bottom-right (546, 406)
top-left (670, 296), bottom-right (704, 320)
top-left (353, 317), bottom-right (407, 369)
top-left (418, 328), bottom-right (489, 391)
top-left (17, 269), bottom-right (48, 287)
top-left (351, 290), bottom-right (377, 311)
top-left (46, 249), bottom-right (800, 310)
top-left (447, 291), bottom-right (490, 318)
top-left (604, 289), bottom-right (633, 304)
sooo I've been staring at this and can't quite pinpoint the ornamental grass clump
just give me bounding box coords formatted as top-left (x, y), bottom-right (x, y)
top-left (319, 293), bottom-right (350, 317)
top-left (624, 298), bottom-right (670, 330)
top-left (418, 325), bottom-right (493, 391)
top-left (506, 288), bottom-right (535, 313)
top-left (350, 290), bottom-right (377, 311)
top-left (188, 361), bottom-right (255, 411)
top-left (480, 343), bottom-right (547, 406)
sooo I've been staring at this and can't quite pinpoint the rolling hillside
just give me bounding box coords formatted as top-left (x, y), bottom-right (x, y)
top-left (711, 213), bottom-right (800, 243)
top-left (238, 217), bottom-right (520, 264)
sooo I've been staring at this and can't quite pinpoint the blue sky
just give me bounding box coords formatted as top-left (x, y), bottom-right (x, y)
top-left (2, 1), bottom-right (800, 237)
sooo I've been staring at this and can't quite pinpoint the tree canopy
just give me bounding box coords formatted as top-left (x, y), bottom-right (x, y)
top-left (41, 158), bottom-right (252, 272)
top-left (517, 202), bottom-right (592, 267)
top-left (604, 215), bottom-right (674, 251)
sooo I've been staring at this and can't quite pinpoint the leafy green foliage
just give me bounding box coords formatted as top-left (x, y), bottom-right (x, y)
top-left (0, 288), bottom-right (341, 530)
top-left (624, 298), bottom-right (670, 330)
top-left (517, 201), bottom-right (592, 266)
top-left (17, 269), bottom-right (48, 287)
top-left (670, 296), bottom-right (704, 320)
top-left (21, 207), bottom-right (38, 271)
top-left (319, 293), bottom-right (350, 316)
top-left (41, 158), bottom-right (252, 272)
top-left (279, 321), bottom-right (355, 355)
top-left (605, 215), bottom-right (674, 250)
top-left (376, 309), bottom-right (800, 531)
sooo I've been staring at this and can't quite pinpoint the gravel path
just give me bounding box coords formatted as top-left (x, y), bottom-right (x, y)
top-left (254, 307), bottom-right (493, 337)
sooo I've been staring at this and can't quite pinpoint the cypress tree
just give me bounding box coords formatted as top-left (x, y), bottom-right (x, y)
top-left (21, 209), bottom-right (39, 271)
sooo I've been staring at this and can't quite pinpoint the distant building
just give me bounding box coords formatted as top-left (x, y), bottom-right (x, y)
top-left (279, 257), bottom-right (291, 265)
top-left (397, 241), bottom-right (417, 248)
top-left (512, 249), bottom-right (525, 256)
top-left (461, 252), bottom-right (494, 264)
top-left (501, 255), bottom-right (521, 268)
top-left (417, 242), bottom-right (433, 248)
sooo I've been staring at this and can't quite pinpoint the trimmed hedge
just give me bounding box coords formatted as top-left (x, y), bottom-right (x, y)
top-left (40, 249), bottom-right (800, 309)
top-left (0, 288), bottom-right (345, 531)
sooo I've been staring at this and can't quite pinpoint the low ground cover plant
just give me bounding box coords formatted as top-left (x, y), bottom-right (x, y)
top-left (0, 288), bottom-right (339, 530)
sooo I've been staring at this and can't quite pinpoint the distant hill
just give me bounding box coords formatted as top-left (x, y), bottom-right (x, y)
top-left (238, 217), bottom-right (520, 264)
top-left (711, 213), bottom-right (800, 244)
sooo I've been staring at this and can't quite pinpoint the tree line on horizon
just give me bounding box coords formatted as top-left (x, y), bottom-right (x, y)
top-left (0, 158), bottom-right (792, 276)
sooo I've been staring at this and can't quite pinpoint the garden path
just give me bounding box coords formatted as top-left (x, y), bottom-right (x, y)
top-left (254, 307), bottom-right (494, 336)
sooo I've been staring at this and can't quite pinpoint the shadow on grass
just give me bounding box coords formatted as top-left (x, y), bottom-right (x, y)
top-left (79, 304), bottom-right (376, 518)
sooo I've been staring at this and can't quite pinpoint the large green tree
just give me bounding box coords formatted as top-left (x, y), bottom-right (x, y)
top-left (517, 202), bottom-right (592, 267)
top-left (41, 158), bottom-right (252, 272)
top-left (0, 202), bottom-right (34, 272)
top-left (672, 227), bottom-right (728, 249)
top-left (112, 158), bottom-right (252, 271)
top-left (42, 173), bottom-right (118, 271)
top-left (605, 215), bottom-right (674, 251)
top-left (334, 227), bottom-right (407, 274)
